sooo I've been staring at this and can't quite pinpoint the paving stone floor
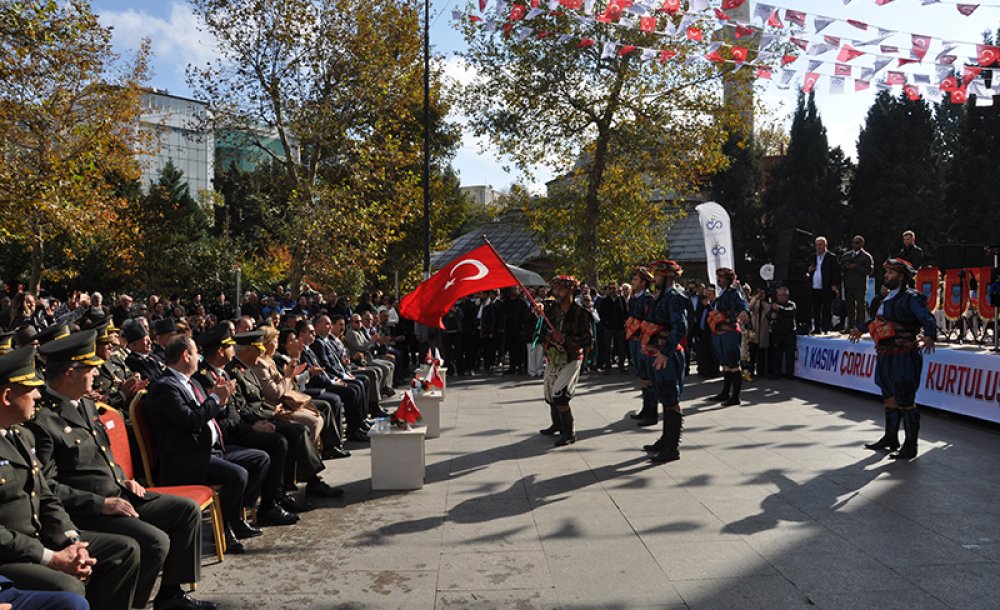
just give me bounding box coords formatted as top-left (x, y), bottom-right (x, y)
top-left (194, 370), bottom-right (1000, 609)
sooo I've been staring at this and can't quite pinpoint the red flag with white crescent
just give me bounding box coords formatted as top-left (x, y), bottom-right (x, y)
top-left (429, 363), bottom-right (445, 389)
top-left (400, 244), bottom-right (519, 329)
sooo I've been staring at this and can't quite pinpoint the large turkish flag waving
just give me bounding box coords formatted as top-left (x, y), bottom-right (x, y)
top-left (399, 244), bottom-right (519, 329)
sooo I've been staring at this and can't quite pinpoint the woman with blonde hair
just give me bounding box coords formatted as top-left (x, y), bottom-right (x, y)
top-left (251, 325), bottom-right (325, 450)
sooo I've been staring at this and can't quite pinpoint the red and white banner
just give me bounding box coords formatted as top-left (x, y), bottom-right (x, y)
top-left (795, 335), bottom-right (1000, 425)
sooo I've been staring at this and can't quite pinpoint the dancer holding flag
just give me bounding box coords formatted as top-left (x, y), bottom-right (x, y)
top-left (537, 276), bottom-right (593, 447)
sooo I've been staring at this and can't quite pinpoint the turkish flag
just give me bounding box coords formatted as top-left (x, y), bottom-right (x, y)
top-left (977, 44), bottom-right (1000, 67)
top-left (399, 244), bottom-right (519, 329)
top-left (429, 363), bottom-right (445, 389)
top-left (393, 391), bottom-right (422, 425)
top-left (802, 72), bottom-right (819, 93)
top-left (721, 0), bottom-right (744, 9)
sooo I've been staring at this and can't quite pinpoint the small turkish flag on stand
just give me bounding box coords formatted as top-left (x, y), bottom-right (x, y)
top-left (400, 243), bottom-right (519, 329)
top-left (394, 391), bottom-right (422, 425)
top-left (429, 363), bottom-right (445, 389)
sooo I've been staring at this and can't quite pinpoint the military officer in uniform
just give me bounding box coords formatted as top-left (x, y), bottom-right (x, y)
top-left (27, 331), bottom-right (212, 610)
top-left (709, 268), bottom-right (750, 406)
top-left (0, 346), bottom-right (140, 610)
top-left (193, 325), bottom-right (303, 525)
top-left (0, 332), bottom-right (13, 356)
top-left (625, 267), bottom-right (657, 426)
top-left (91, 320), bottom-right (147, 414)
top-left (122, 321), bottom-right (164, 382)
top-left (850, 258), bottom-right (937, 460)
top-left (639, 261), bottom-right (688, 463)
top-left (225, 332), bottom-right (342, 499)
top-left (32, 325), bottom-right (69, 349)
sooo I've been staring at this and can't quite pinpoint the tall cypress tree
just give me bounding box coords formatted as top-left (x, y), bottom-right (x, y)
top-left (712, 131), bottom-right (764, 280)
top-left (848, 91), bottom-right (943, 263)
top-left (763, 92), bottom-right (850, 250)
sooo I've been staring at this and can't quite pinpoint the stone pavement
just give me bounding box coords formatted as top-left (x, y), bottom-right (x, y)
top-left (195, 371), bottom-right (1000, 609)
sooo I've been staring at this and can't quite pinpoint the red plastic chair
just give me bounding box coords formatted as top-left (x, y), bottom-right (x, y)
top-left (99, 392), bottom-right (226, 561)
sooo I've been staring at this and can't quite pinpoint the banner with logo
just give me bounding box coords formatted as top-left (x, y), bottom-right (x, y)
top-left (695, 202), bottom-right (734, 282)
top-left (795, 335), bottom-right (1000, 425)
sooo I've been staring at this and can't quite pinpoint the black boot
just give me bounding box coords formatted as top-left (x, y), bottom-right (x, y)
top-left (865, 409), bottom-right (901, 451)
top-left (539, 404), bottom-right (561, 436)
top-left (723, 372), bottom-right (742, 406)
top-left (637, 387), bottom-right (658, 426)
top-left (651, 410), bottom-right (683, 463)
top-left (711, 373), bottom-right (732, 402)
top-left (643, 409), bottom-right (669, 452)
top-left (890, 409), bottom-right (920, 460)
top-left (554, 407), bottom-right (576, 447)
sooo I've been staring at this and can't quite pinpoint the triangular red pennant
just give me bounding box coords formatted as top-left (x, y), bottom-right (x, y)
top-left (734, 24), bottom-right (755, 39)
top-left (898, 58), bottom-right (919, 67)
top-left (855, 80), bottom-right (871, 92)
top-left (658, 49), bottom-right (677, 63)
top-left (766, 9), bottom-right (783, 28)
top-left (962, 66), bottom-right (982, 84)
top-left (618, 45), bottom-right (638, 57)
top-left (781, 54), bottom-right (798, 66)
top-left (847, 20), bottom-right (868, 31)
top-left (577, 38), bottom-right (595, 48)
top-left (756, 67), bottom-right (773, 80)
top-left (802, 72), bottom-right (819, 93)
top-left (731, 46), bottom-right (748, 64)
top-left (714, 8), bottom-right (730, 21)
top-left (956, 4), bottom-right (979, 16)
top-left (429, 364), bottom-right (445, 389)
top-left (722, 0), bottom-right (745, 9)
top-left (911, 35), bottom-right (930, 61)
top-left (509, 5), bottom-right (525, 20)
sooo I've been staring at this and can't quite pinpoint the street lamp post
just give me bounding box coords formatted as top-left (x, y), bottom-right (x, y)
top-left (422, 0), bottom-right (432, 279)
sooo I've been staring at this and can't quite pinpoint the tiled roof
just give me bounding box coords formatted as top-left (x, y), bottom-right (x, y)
top-left (665, 210), bottom-right (707, 263)
top-left (432, 212), bottom-right (542, 269)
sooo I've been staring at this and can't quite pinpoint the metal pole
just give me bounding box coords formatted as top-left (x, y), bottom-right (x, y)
top-left (234, 266), bottom-right (242, 319)
top-left (394, 270), bottom-right (399, 300)
top-left (422, 0), bottom-right (431, 279)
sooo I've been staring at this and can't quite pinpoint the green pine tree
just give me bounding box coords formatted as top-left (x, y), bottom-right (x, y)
top-left (763, 92), bottom-right (851, 250)
top-left (848, 91), bottom-right (943, 262)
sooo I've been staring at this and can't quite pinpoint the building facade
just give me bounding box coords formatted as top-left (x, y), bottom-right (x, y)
top-left (138, 90), bottom-right (214, 194)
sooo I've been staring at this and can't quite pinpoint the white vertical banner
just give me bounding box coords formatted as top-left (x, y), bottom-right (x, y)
top-left (695, 202), bottom-right (735, 281)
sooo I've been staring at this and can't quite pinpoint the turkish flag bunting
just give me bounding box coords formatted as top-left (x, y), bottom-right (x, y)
top-left (731, 46), bottom-right (748, 63)
top-left (509, 5), bottom-right (525, 20)
top-left (686, 26), bottom-right (703, 41)
top-left (940, 76), bottom-right (958, 93)
top-left (659, 49), bottom-right (677, 63)
top-left (886, 71), bottom-right (906, 85)
top-left (904, 84), bottom-right (921, 101)
top-left (399, 244), bottom-right (519, 329)
top-left (722, 0), bottom-right (745, 9)
top-left (951, 87), bottom-right (968, 104)
top-left (956, 4), bottom-right (979, 16)
top-left (714, 8), bottom-right (730, 21)
top-left (734, 24), bottom-right (755, 39)
top-left (784, 10), bottom-right (805, 27)
top-left (835, 63), bottom-right (851, 77)
top-left (875, 0), bottom-right (894, 5)
top-left (802, 72), bottom-right (819, 93)
top-left (855, 80), bottom-right (870, 92)
top-left (911, 35), bottom-right (930, 60)
top-left (837, 44), bottom-right (864, 62)
top-left (640, 16), bottom-right (656, 32)
top-left (962, 66), bottom-right (982, 84)
top-left (847, 20), bottom-right (868, 31)
top-left (766, 9), bottom-right (783, 28)
top-left (756, 67), bottom-right (773, 80)
top-left (977, 45), bottom-right (1000, 66)
top-left (781, 54), bottom-right (797, 66)
top-left (660, 0), bottom-right (680, 15)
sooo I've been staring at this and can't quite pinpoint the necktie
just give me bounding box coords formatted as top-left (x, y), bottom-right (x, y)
top-left (189, 379), bottom-right (225, 452)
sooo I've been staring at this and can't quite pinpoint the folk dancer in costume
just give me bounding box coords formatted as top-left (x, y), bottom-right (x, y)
top-left (709, 268), bottom-right (750, 407)
top-left (639, 260), bottom-right (689, 463)
top-left (849, 258), bottom-right (936, 460)
top-left (537, 276), bottom-right (593, 447)
top-left (625, 267), bottom-right (657, 426)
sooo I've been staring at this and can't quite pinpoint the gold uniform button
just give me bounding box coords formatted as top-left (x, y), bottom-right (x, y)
top-left (30, 491), bottom-right (36, 497)
top-left (0, 478), bottom-right (5, 484)
top-left (74, 439), bottom-right (81, 445)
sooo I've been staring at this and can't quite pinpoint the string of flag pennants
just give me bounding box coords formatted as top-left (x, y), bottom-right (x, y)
top-left (456, 0), bottom-right (1000, 103)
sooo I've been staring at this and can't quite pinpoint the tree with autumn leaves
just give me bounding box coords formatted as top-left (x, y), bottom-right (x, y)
top-left (0, 0), bottom-right (150, 293)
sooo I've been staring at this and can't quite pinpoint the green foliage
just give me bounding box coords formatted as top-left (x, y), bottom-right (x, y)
top-left (712, 131), bottom-right (764, 279)
top-left (763, 92), bottom-right (851, 248)
top-left (848, 91), bottom-right (943, 261)
top-left (459, 5), bottom-right (732, 283)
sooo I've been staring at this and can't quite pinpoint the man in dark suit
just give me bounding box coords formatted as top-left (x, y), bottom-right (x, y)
top-left (28, 331), bottom-right (212, 610)
top-left (192, 325), bottom-right (302, 527)
top-left (315, 316), bottom-right (381, 417)
top-left (295, 321), bottom-right (367, 447)
top-left (122, 320), bottom-right (164, 382)
top-left (145, 336), bottom-right (269, 553)
top-left (150, 318), bottom-right (179, 365)
top-left (0, 346), bottom-right (140, 610)
top-left (896, 230), bottom-right (924, 269)
top-left (807, 236), bottom-right (841, 334)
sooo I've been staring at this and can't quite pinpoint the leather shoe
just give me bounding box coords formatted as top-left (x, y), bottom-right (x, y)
top-left (257, 505), bottom-right (299, 526)
top-left (306, 479), bottom-right (345, 498)
top-left (636, 417), bottom-right (658, 427)
top-left (231, 519), bottom-right (263, 539)
top-left (323, 446), bottom-right (351, 459)
top-left (154, 592), bottom-right (217, 610)
top-left (348, 430), bottom-right (370, 443)
top-left (223, 530), bottom-right (246, 554)
top-left (279, 494), bottom-right (313, 513)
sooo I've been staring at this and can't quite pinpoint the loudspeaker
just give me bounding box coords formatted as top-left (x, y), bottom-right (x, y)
top-left (773, 228), bottom-right (815, 281)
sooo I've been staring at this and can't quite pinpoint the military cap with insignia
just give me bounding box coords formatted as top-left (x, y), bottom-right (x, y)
top-left (0, 346), bottom-right (45, 387)
top-left (38, 329), bottom-right (104, 367)
top-left (196, 323), bottom-right (236, 349)
top-left (34, 323), bottom-right (70, 346)
top-left (121, 319), bottom-right (148, 344)
top-left (93, 320), bottom-right (118, 345)
top-left (0, 331), bottom-right (13, 355)
top-left (153, 317), bottom-right (177, 337)
top-left (233, 330), bottom-right (266, 352)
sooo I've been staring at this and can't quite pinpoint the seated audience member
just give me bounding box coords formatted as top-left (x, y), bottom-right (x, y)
top-left (122, 319), bottom-right (165, 382)
top-left (144, 336), bottom-right (270, 554)
top-left (0, 346), bottom-right (140, 610)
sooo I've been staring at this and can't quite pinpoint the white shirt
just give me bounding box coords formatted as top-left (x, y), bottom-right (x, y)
top-left (876, 288), bottom-right (901, 317)
top-left (168, 368), bottom-right (221, 448)
top-left (813, 252), bottom-right (826, 289)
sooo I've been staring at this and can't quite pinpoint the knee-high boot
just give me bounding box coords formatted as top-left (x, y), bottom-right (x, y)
top-left (890, 409), bottom-right (920, 460)
top-left (711, 373), bottom-right (732, 402)
top-left (637, 387), bottom-right (658, 426)
top-left (650, 410), bottom-right (683, 463)
top-left (539, 404), bottom-right (561, 436)
top-left (724, 372), bottom-right (743, 406)
top-left (865, 409), bottom-right (901, 451)
top-left (554, 407), bottom-right (576, 447)
top-left (643, 406), bottom-right (670, 452)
